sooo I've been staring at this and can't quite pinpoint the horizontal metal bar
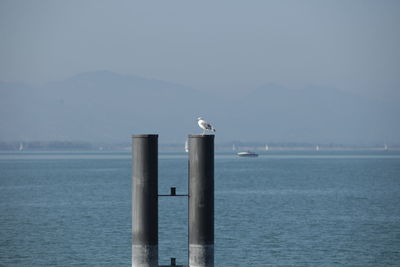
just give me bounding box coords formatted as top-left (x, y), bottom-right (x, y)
top-left (158, 194), bottom-right (188, 197)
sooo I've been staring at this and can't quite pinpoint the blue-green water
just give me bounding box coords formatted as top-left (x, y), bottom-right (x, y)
top-left (1, 151), bottom-right (400, 266)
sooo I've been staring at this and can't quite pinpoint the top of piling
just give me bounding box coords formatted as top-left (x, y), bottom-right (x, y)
top-left (132, 134), bottom-right (159, 138)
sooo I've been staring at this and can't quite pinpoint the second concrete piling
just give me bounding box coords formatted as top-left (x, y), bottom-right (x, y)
top-left (188, 135), bottom-right (214, 267)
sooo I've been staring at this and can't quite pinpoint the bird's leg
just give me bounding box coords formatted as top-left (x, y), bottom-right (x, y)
top-left (202, 129), bottom-right (206, 135)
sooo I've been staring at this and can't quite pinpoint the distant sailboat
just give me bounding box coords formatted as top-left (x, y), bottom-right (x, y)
top-left (315, 145), bottom-right (320, 151)
top-left (232, 144), bottom-right (236, 151)
top-left (19, 142), bottom-right (24, 151)
top-left (384, 144), bottom-right (388, 151)
top-left (185, 140), bottom-right (189, 153)
top-left (265, 144), bottom-right (269, 151)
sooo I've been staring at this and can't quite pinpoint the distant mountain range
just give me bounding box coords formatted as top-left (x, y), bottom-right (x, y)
top-left (0, 71), bottom-right (399, 144)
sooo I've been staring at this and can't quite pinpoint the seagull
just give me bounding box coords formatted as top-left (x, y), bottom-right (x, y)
top-left (197, 117), bottom-right (216, 135)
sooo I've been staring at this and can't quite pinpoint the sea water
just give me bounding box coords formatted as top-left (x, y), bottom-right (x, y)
top-left (0, 151), bottom-right (399, 266)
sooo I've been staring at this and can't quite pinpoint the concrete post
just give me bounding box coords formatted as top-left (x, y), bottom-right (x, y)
top-left (188, 134), bottom-right (214, 267)
top-left (132, 134), bottom-right (158, 267)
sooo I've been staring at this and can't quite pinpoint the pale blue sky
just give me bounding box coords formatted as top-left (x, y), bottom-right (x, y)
top-left (1, 1), bottom-right (400, 144)
top-left (1, 0), bottom-right (399, 99)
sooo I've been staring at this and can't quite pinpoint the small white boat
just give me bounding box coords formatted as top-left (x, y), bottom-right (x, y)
top-left (315, 145), bottom-right (320, 151)
top-left (237, 151), bottom-right (258, 157)
top-left (19, 143), bottom-right (24, 151)
top-left (185, 140), bottom-right (189, 153)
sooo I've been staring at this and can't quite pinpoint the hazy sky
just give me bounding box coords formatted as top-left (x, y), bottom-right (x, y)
top-left (1, 0), bottom-right (399, 99)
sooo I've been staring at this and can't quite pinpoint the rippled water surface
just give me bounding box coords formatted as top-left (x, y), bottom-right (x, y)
top-left (1, 151), bottom-right (399, 266)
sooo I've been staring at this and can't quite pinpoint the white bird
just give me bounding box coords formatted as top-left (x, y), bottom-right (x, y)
top-left (197, 117), bottom-right (216, 135)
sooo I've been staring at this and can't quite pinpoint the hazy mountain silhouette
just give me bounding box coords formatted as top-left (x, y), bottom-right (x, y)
top-left (0, 71), bottom-right (398, 144)
top-left (0, 71), bottom-right (216, 142)
top-left (225, 83), bottom-right (399, 144)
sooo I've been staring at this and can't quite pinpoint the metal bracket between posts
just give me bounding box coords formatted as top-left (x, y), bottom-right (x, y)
top-left (158, 187), bottom-right (189, 197)
top-left (158, 257), bottom-right (188, 267)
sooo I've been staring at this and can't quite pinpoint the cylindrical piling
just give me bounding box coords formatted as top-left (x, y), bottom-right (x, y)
top-left (132, 134), bottom-right (158, 267)
top-left (188, 134), bottom-right (214, 267)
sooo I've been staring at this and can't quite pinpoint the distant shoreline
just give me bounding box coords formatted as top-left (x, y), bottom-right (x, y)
top-left (0, 141), bottom-right (398, 152)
